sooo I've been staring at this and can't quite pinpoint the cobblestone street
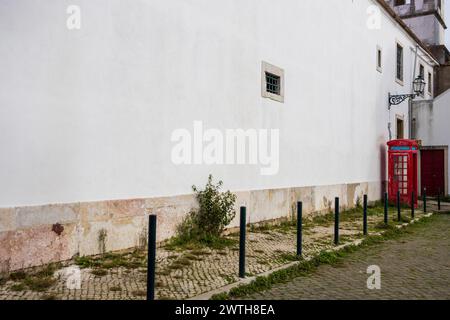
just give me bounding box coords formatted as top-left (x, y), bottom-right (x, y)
top-left (0, 203), bottom-right (443, 300)
top-left (247, 213), bottom-right (450, 300)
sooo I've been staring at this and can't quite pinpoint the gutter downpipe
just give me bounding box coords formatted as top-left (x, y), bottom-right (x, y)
top-left (409, 44), bottom-right (419, 140)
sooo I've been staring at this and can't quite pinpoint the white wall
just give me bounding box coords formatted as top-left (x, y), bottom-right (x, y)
top-left (415, 91), bottom-right (450, 145)
top-left (414, 90), bottom-right (450, 191)
top-left (404, 15), bottom-right (444, 46)
top-left (446, 0), bottom-right (450, 48)
top-left (0, 0), bottom-right (436, 207)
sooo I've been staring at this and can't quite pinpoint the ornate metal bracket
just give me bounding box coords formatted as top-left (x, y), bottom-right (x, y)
top-left (388, 93), bottom-right (416, 108)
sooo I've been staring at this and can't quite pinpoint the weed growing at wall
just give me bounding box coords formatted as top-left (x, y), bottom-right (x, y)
top-left (98, 229), bottom-right (107, 255)
top-left (168, 175), bottom-right (237, 249)
top-left (4, 263), bottom-right (60, 293)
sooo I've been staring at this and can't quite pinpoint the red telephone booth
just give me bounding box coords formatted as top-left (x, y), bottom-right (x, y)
top-left (387, 140), bottom-right (419, 207)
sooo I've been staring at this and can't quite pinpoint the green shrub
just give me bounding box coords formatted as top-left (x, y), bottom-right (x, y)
top-left (175, 175), bottom-right (236, 246)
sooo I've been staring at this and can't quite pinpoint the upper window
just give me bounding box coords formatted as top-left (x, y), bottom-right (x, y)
top-left (376, 46), bottom-right (382, 72)
top-left (428, 72), bottom-right (432, 94)
top-left (419, 64), bottom-right (425, 96)
top-left (261, 61), bottom-right (285, 103)
top-left (396, 43), bottom-right (404, 83)
top-left (394, 0), bottom-right (406, 6)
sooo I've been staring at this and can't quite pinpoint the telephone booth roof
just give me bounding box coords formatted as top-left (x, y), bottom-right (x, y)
top-left (388, 139), bottom-right (419, 151)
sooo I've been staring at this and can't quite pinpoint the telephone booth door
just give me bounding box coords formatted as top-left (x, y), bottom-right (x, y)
top-left (387, 140), bottom-right (418, 207)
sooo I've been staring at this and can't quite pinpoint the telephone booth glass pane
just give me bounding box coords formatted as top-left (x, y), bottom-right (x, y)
top-left (393, 155), bottom-right (409, 195)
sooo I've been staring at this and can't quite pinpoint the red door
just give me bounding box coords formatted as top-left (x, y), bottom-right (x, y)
top-left (421, 149), bottom-right (445, 196)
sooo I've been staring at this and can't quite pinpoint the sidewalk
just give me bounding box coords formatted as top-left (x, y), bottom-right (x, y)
top-left (0, 203), bottom-right (431, 300)
top-left (246, 213), bottom-right (450, 300)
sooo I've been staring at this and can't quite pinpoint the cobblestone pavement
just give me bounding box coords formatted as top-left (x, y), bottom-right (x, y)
top-left (247, 213), bottom-right (450, 300)
top-left (0, 204), bottom-right (431, 300)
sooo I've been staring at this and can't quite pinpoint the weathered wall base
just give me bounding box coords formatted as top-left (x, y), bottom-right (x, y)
top-left (0, 181), bottom-right (382, 272)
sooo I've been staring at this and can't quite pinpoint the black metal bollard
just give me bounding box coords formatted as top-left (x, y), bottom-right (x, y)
top-left (397, 190), bottom-right (401, 222)
top-left (411, 191), bottom-right (415, 219)
top-left (438, 188), bottom-right (441, 211)
top-left (384, 192), bottom-right (389, 225)
top-left (423, 188), bottom-right (427, 213)
top-left (363, 195), bottom-right (368, 236)
top-left (239, 207), bottom-right (247, 278)
top-left (297, 202), bottom-right (303, 257)
top-left (147, 214), bottom-right (157, 301)
top-left (334, 197), bottom-right (339, 245)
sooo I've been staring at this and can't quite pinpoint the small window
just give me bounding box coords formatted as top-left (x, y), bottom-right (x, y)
top-left (261, 61), bottom-right (284, 103)
top-left (394, 0), bottom-right (406, 6)
top-left (265, 72), bottom-right (281, 95)
top-left (428, 72), bottom-right (432, 94)
top-left (396, 43), bottom-right (404, 84)
top-left (376, 46), bottom-right (382, 72)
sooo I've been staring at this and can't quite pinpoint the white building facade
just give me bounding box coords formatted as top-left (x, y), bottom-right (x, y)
top-left (0, 0), bottom-right (439, 271)
top-left (387, 0), bottom-right (447, 47)
top-left (413, 90), bottom-right (450, 195)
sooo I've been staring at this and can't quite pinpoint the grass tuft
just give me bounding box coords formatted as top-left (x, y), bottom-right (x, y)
top-left (165, 235), bottom-right (238, 251)
top-left (91, 269), bottom-right (108, 277)
top-left (10, 283), bottom-right (26, 292)
top-left (132, 290), bottom-right (146, 297)
top-left (109, 286), bottom-right (122, 292)
top-left (9, 271), bottom-right (27, 281)
top-left (23, 276), bottom-right (56, 292)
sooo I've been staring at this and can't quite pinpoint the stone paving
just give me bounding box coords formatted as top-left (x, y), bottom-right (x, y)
top-left (247, 211), bottom-right (450, 300)
top-left (0, 203), bottom-right (434, 300)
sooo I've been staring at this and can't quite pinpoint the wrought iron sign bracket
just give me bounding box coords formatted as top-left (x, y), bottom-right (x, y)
top-left (388, 93), bottom-right (416, 109)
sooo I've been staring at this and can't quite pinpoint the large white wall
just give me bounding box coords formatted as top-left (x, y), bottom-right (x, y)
top-left (415, 90), bottom-right (450, 145)
top-left (0, 0), bottom-right (436, 207)
top-left (447, 0), bottom-right (450, 48)
top-left (404, 14), bottom-right (444, 46)
top-left (414, 90), bottom-right (450, 191)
